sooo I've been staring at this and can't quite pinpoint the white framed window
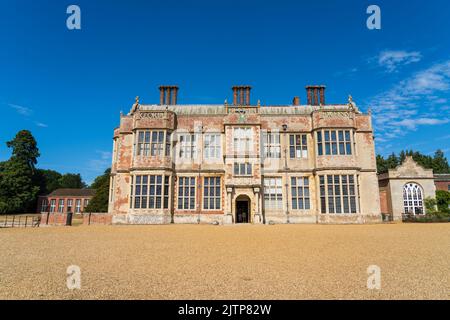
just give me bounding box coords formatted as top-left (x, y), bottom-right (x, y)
top-left (84, 199), bottom-right (89, 208)
top-left (319, 175), bottom-right (358, 214)
top-left (262, 132), bottom-right (281, 158)
top-left (41, 199), bottom-right (48, 212)
top-left (291, 177), bottom-right (310, 210)
top-left (203, 177), bottom-right (221, 210)
top-left (179, 134), bottom-right (197, 159)
top-left (75, 199), bottom-right (81, 213)
top-left (264, 178), bottom-right (283, 210)
top-left (233, 162), bottom-right (252, 176)
top-left (403, 183), bottom-right (424, 215)
top-left (289, 134), bottom-right (308, 158)
top-left (178, 177), bottom-right (196, 210)
top-left (58, 199), bottom-right (65, 213)
top-left (50, 199), bottom-right (56, 213)
top-left (137, 130), bottom-right (169, 156)
top-left (132, 175), bottom-right (169, 209)
top-left (67, 199), bottom-right (73, 212)
top-left (317, 130), bottom-right (352, 156)
top-left (204, 134), bottom-right (221, 159)
top-left (233, 127), bottom-right (252, 155)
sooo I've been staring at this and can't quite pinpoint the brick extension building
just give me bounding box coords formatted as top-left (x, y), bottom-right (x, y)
top-left (37, 188), bottom-right (95, 214)
top-left (109, 85), bottom-right (381, 224)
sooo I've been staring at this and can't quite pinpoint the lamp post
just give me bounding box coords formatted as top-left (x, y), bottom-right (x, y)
top-left (282, 124), bottom-right (290, 223)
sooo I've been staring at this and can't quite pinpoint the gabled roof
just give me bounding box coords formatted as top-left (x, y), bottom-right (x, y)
top-left (46, 188), bottom-right (95, 197)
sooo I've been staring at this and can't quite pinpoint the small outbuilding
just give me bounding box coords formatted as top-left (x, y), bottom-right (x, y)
top-left (378, 157), bottom-right (436, 221)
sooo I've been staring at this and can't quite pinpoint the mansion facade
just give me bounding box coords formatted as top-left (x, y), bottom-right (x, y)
top-left (108, 85), bottom-right (382, 224)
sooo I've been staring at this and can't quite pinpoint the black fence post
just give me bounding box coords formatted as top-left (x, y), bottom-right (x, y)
top-left (66, 212), bottom-right (73, 226)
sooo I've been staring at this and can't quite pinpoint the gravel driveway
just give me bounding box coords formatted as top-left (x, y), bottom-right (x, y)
top-left (0, 223), bottom-right (449, 299)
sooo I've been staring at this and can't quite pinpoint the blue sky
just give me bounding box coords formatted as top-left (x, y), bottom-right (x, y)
top-left (1, 0), bottom-right (449, 184)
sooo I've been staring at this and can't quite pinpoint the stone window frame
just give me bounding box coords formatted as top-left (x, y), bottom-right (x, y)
top-left (177, 176), bottom-right (196, 210)
top-left (289, 134), bottom-right (308, 159)
top-left (317, 129), bottom-right (353, 156)
top-left (135, 130), bottom-right (171, 157)
top-left (262, 131), bottom-right (281, 159)
top-left (290, 176), bottom-right (311, 210)
top-left (319, 174), bottom-right (359, 214)
top-left (403, 182), bottom-right (424, 215)
top-left (233, 162), bottom-right (252, 176)
top-left (204, 133), bottom-right (221, 159)
top-left (132, 175), bottom-right (169, 210)
top-left (178, 133), bottom-right (197, 159)
top-left (233, 127), bottom-right (253, 156)
top-left (264, 177), bottom-right (283, 210)
top-left (203, 177), bottom-right (221, 210)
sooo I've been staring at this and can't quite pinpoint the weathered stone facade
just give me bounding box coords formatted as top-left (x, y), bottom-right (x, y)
top-left (378, 157), bottom-right (436, 221)
top-left (109, 85), bottom-right (382, 224)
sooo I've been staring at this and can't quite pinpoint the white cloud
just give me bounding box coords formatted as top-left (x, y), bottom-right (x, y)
top-left (393, 118), bottom-right (449, 130)
top-left (87, 150), bottom-right (111, 173)
top-left (376, 50), bottom-right (422, 72)
top-left (35, 121), bottom-right (48, 128)
top-left (9, 103), bottom-right (33, 116)
top-left (367, 60), bottom-right (450, 142)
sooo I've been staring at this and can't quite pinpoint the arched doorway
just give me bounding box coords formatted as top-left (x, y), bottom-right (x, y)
top-left (403, 183), bottom-right (424, 215)
top-left (235, 195), bottom-right (251, 223)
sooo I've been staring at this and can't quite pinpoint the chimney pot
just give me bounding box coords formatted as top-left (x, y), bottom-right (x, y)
top-left (159, 85), bottom-right (179, 105)
top-left (232, 85), bottom-right (252, 106)
top-left (305, 85), bottom-right (326, 106)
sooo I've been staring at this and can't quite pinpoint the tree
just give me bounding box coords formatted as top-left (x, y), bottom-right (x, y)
top-left (85, 169), bottom-right (110, 213)
top-left (377, 150), bottom-right (450, 174)
top-left (6, 130), bottom-right (40, 171)
top-left (436, 190), bottom-right (450, 213)
top-left (58, 173), bottom-right (86, 189)
top-left (0, 130), bottom-right (40, 213)
top-left (34, 169), bottom-right (63, 195)
top-left (432, 150), bottom-right (450, 174)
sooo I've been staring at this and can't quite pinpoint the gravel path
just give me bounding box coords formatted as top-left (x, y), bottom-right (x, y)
top-left (0, 224), bottom-right (449, 299)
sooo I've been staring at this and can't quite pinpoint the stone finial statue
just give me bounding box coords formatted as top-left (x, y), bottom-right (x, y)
top-left (224, 99), bottom-right (228, 106)
top-left (131, 96), bottom-right (140, 113)
top-left (257, 99), bottom-right (261, 107)
top-left (348, 94), bottom-right (356, 110)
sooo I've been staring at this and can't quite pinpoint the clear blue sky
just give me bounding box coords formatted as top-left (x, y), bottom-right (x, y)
top-left (1, 0), bottom-right (449, 184)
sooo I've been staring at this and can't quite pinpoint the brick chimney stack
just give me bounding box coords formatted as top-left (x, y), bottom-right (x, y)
top-left (232, 85), bottom-right (252, 106)
top-left (305, 85), bottom-right (326, 106)
top-left (159, 85), bottom-right (179, 105)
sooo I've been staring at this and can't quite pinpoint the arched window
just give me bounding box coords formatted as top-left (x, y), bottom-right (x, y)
top-left (403, 183), bottom-right (424, 215)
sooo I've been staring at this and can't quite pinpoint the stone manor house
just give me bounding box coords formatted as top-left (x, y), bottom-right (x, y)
top-left (108, 85), bottom-right (383, 224)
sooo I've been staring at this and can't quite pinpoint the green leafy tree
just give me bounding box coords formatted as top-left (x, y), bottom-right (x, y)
top-left (58, 173), bottom-right (86, 189)
top-left (377, 150), bottom-right (449, 174)
top-left (432, 150), bottom-right (450, 174)
top-left (34, 169), bottom-right (63, 195)
top-left (0, 130), bottom-right (40, 213)
top-left (424, 197), bottom-right (437, 214)
top-left (85, 169), bottom-right (110, 213)
top-left (376, 155), bottom-right (388, 174)
top-left (436, 190), bottom-right (450, 213)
